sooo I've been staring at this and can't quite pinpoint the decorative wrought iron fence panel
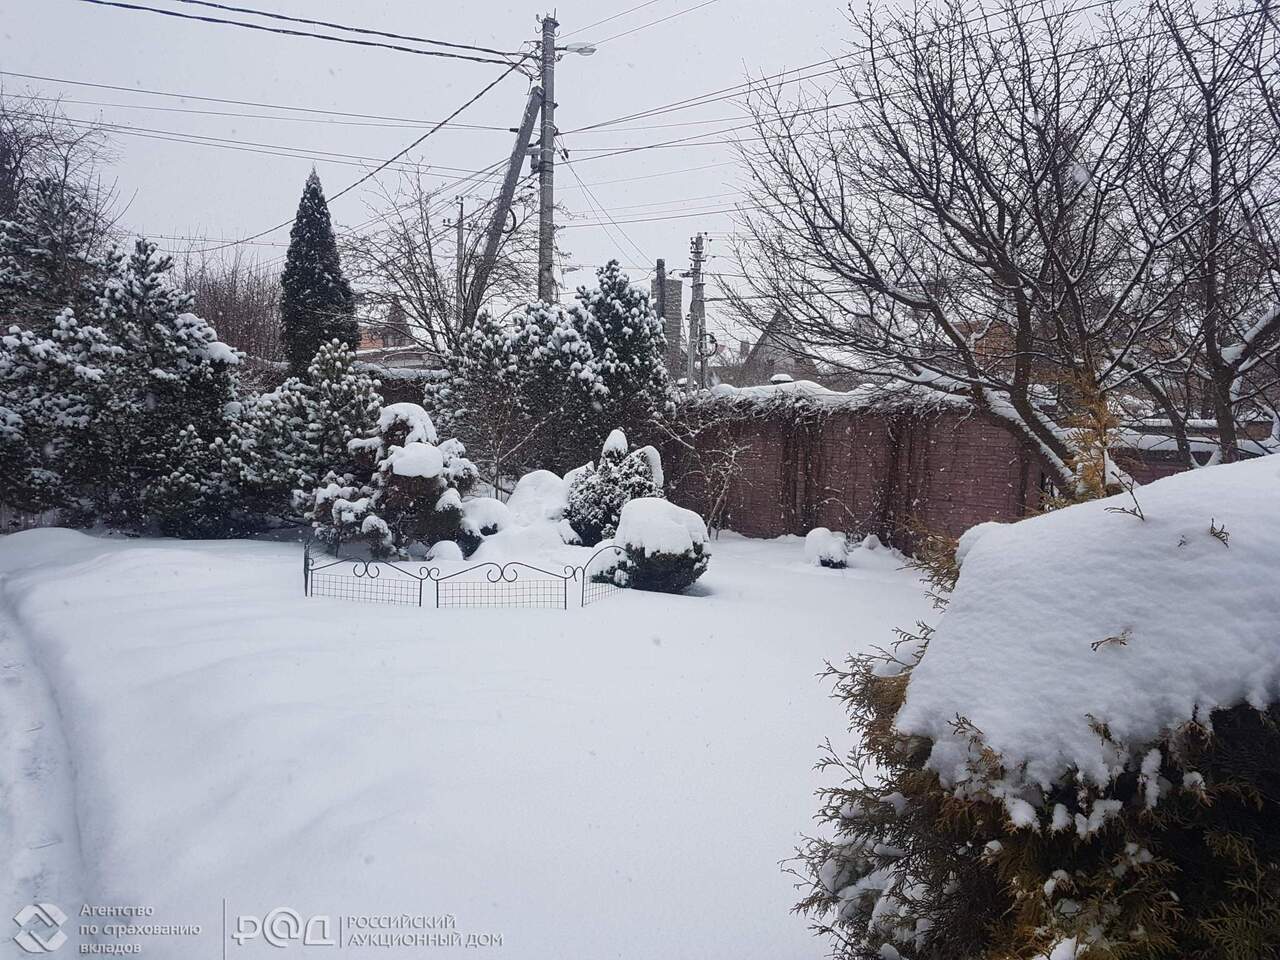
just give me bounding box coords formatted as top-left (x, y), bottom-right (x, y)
top-left (303, 543), bottom-right (628, 610)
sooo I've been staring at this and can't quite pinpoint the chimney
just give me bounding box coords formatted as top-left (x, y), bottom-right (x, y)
top-left (650, 263), bottom-right (684, 372)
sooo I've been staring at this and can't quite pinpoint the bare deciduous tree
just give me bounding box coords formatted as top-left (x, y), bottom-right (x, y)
top-left (729, 0), bottom-right (1280, 486)
top-left (178, 247), bottom-right (283, 363)
top-left (343, 173), bottom-right (538, 356)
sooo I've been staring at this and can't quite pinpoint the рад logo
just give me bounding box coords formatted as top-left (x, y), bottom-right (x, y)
top-left (12, 904), bottom-right (68, 954)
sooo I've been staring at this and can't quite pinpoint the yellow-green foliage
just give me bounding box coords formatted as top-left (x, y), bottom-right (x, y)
top-left (798, 639), bottom-right (1280, 960)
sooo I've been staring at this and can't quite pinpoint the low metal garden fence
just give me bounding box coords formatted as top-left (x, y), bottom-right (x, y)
top-left (303, 542), bottom-right (628, 609)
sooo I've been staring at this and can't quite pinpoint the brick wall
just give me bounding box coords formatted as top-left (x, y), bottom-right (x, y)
top-left (666, 408), bottom-right (1045, 548)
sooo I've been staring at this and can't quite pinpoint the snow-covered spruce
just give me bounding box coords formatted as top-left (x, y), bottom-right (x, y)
top-left (797, 457), bottom-right (1280, 960)
top-left (610, 497), bottom-right (710, 594)
top-left (564, 428), bottom-right (664, 546)
top-left (308, 403), bottom-right (478, 558)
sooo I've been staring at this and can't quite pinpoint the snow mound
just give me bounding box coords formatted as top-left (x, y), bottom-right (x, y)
top-left (615, 498), bottom-right (708, 557)
top-left (385, 441), bottom-right (443, 478)
top-left (602, 428), bottom-right (628, 456)
top-left (506, 470), bottom-right (569, 524)
top-left (427, 539), bottom-right (463, 561)
top-left (896, 456), bottom-right (1280, 792)
top-left (462, 496), bottom-right (511, 535)
top-left (805, 527), bottom-right (848, 567)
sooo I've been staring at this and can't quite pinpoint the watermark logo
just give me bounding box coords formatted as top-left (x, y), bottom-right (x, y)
top-left (13, 903), bottom-right (68, 954)
top-left (233, 908), bottom-right (334, 949)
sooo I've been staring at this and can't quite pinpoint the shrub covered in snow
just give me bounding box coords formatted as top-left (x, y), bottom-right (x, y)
top-left (804, 527), bottom-right (849, 568)
top-left (796, 457), bottom-right (1280, 960)
top-left (611, 497), bottom-right (710, 593)
top-left (564, 429), bottom-right (664, 546)
top-left (308, 403), bottom-right (478, 558)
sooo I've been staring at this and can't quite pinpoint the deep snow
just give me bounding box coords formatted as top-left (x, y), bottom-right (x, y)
top-left (897, 456), bottom-right (1280, 793)
top-left (0, 527), bottom-right (927, 959)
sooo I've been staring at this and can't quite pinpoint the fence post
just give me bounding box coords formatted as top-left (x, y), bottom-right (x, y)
top-left (303, 542), bottom-right (310, 597)
top-left (418, 579), bottom-right (424, 608)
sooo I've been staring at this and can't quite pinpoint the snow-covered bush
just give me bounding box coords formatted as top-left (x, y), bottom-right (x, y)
top-left (308, 403), bottom-right (478, 558)
top-left (797, 457), bottom-right (1280, 960)
top-left (564, 428), bottom-right (664, 546)
top-left (804, 527), bottom-right (849, 568)
top-left (611, 497), bottom-right (710, 593)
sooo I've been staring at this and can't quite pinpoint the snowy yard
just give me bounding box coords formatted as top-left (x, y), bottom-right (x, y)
top-left (0, 528), bottom-right (927, 959)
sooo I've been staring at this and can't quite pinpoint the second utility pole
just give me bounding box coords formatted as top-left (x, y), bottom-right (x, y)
top-left (687, 232), bottom-right (706, 387)
top-left (454, 196), bottom-right (465, 323)
top-left (537, 14), bottom-right (558, 303)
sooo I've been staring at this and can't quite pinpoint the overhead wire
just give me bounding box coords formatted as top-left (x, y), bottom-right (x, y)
top-left (187, 59), bottom-right (530, 253)
top-left (164, 0), bottom-right (522, 58)
top-left (69, 0), bottom-right (523, 65)
top-left (594, 0), bottom-right (722, 46)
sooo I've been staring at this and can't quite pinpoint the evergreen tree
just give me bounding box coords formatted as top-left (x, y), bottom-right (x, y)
top-left (241, 339), bottom-right (381, 514)
top-left (0, 307), bottom-right (116, 514)
top-left (280, 171), bottom-right (357, 376)
top-left (426, 262), bottom-right (674, 477)
top-left (0, 177), bottom-right (100, 331)
top-left (570, 260), bottom-right (673, 441)
top-left (91, 241), bottom-right (241, 527)
top-left (1, 186), bottom-right (113, 515)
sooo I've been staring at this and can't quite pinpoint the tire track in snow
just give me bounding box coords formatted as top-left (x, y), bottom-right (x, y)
top-left (0, 576), bottom-right (88, 949)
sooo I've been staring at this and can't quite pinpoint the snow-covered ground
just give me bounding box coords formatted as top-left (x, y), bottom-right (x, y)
top-left (0, 528), bottom-right (927, 959)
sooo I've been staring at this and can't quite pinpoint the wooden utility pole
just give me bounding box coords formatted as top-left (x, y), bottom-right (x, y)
top-left (453, 196), bottom-right (465, 323)
top-left (537, 14), bottom-right (558, 303)
top-left (464, 86), bottom-right (542, 327)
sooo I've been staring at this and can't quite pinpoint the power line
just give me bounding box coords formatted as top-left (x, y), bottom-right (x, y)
top-left (564, 159), bottom-right (650, 264)
top-left (165, 0), bottom-right (523, 58)
top-left (11, 92), bottom-right (512, 132)
top-left (0, 69), bottom-right (510, 128)
top-left (189, 61), bottom-right (527, 254)
top-left (564, 0), bottom-right (1130, 134)
top-left (595, 0), bottom-right (722, 45)
top-left (69, 0), bottom-right (524, 66)
top-left (561, 0), bottom-right (668, 39)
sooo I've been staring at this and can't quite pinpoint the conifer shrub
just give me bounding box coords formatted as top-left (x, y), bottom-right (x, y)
top-left (610, 497), bottom-right (710, 594)
top-left (799, 634), bottom-right (1280, 960)
top-left (798, 466), bottom-right (1280, 960)
top-left (564, 428), bottom-right (664, 546)
top-left (307, 403), bottom-right (477, 558)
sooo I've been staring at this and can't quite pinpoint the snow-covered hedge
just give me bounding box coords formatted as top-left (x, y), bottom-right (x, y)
top-left (564, 429), bottom-right (664, 546)
top-left (798, 456), bottom-right (1280, 960)
top-left (611, 497), bottom-right (710, 593)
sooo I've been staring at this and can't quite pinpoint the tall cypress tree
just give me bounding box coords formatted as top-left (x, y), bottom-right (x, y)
top-left (280, 170), bottom-right (357, 376)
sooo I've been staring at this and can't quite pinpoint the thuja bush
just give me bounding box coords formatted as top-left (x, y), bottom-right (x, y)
top-left (610, 497), bottom-right (710, 594)
top-left (798, 628), bottom-right (1280, 960)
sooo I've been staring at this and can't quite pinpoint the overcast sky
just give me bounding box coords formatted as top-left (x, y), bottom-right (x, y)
top-left (2, 0), bottom-right (851, 339)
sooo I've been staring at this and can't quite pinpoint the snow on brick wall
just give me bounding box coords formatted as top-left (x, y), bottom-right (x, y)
top-left (666, 409), bottom-right (1045, 548)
